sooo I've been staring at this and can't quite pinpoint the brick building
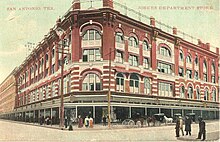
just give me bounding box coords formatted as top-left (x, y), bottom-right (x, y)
top-left (1, 0), bottom-right (219, 123)
top-left (0, 68), bottom-right (17, 116)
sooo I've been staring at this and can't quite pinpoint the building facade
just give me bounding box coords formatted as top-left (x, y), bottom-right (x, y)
top-left (0, 68), bottom-right (17, 116)
top-left (1, 0), bottom-right (219, 124)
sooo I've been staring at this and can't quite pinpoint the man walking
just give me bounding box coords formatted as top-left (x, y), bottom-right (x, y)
top-left (175, 117), bottom-right (180, 137)
top-left (197, 117), bottom-right (206, 141)
top-left (185, 116), bottom-right (191, 136)
top-left (179, 116), bottom-right (184, 136)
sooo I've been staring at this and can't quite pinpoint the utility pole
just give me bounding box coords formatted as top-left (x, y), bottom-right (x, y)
top-left (108, 48), bottom-right (112, 128)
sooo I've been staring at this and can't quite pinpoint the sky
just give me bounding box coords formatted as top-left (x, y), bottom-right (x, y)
top-left (0, 0), bottom-right (219, 84)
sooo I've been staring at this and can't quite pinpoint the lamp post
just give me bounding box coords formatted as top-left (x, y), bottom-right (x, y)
top-left (108, 48), bottom-right (112, 128)
top-left (55, 27), bottom-right (69, 128)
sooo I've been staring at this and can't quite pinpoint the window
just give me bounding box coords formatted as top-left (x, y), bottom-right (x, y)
top-left (116, 73), bottom-right (124, 92)
top-left (143, 41), bottom-right (149, 51)
top-left (212, 89), bottom-right (216, 101)
top-left (143, 58), bottom-right (149, 69)
top-left (82, 73), bottom-right (101, 91)
top-left (83, 29), bottom-right (101, 41)
top-left (115, 32), bottom-right (124, 43)
top-left (179, 50), bottom-right (184, 61)
top-left (179, 67), bottom-right (184, 77)
top-left (204, 89), bottom-right (209, 101)
top-left (128, 36), bottom-right (138, 48)
top-left (83, 49), bottom-right (101, 62)
top-left (160, 47), bottom-right (171, 57)
top-left (196, 88), bottom-right (200, 100)
top-left (186, 69), bottom-right (192, 79)
top-left (194, 56), bottom-right (198, 66)
top-left (129, 55), bottom-right (138, 66)
top-left (45, 54), bottom-right (49, 63)
top-left (187, 86), bottom-right (193, 99)
top-left (158, 62), bottom-right (172, 74)
top-left (52, 48), bottom-right (55, 58)
top-left (129, 74), bottom-right (139, 93)
top-left (203, 61), bottom-right (208, 82)
top-left (159, 82), bottom-right (173, 97)
top-left (180, 86), bottom-right (185, 98)
top-left (186, 55), bottom-right (192, 64)
top-left (211, 63), bottom-right (215, 83)
top-left (51, 64), bottom-right (55, 74)
top-left (194, 71), bottom-right (199, 80)
top-left (116, 50), bottom-right (123, 63)
top-left (144, 78), bottom-right (151, 95)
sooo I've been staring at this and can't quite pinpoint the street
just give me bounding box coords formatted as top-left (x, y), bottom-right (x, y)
top-left (0, 120), bottom-right (219, 142)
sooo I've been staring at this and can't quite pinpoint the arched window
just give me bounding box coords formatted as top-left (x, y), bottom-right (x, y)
top-left (194, 55), bottom-right (198, 66)
top-left (128, 36), bottom-right (138, 48)
top-left (144, 77), bottom-right (151, 95)
top-left (204, 88), bottom-right (209, 101)
top-left (115, 32), bottom-right (124, 43)
top-left (180, 86), bottom-right (185, 98)
top-left (187, 86), bottom-right (193, 99)
top-left (82, 73), bottom-right (101, 91)
top-left (82, 29), bottom-right (101, 41)
top-left (129, 74), bottom-right (139, 93)
top-left (186, 55), bottom-right (192, 64)
top-left (116, 73), bottom-right (124, 92)
top-left (203, 60), bottom-right (208, 82)
top-left (160, 46), bottom-right (171, 57)
top-left (143, 41), bottom-right (149, 51)
top-left (196, 87), bottom-right (200, 100)
top-left (179, 50), bottom-right (184, 61)
top-left (211, 63), bottom-right (215, 83)
top-left (212, 89), bottom-right (216, 101)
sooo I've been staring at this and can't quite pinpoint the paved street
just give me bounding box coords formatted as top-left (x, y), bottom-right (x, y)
top-left (0, 119), bottom-right (219, 142)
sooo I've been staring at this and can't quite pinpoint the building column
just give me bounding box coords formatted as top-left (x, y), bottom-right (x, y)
top-left (129, 107), bottom-right (131, 118)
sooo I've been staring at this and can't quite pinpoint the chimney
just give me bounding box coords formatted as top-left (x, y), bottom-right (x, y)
top-left (198, 39), bottom-right (202, 45)
top-left (72, 0), bottom-right (80, 10)
top-left (216, 48), bottom-right (219, 54)
top-left (206, 43), bottom-right (210, 50)
top-left (150, 16), bottom-right (155, 27)
top-left (103, 0), bottom-right (113, 9)
top-left (173, 27), bottom-right (177, 35)
top-left (56, 18), bottom-right (61, 27)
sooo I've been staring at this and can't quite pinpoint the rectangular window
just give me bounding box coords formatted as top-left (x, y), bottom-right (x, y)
top-left (129, 55), bottom-right (138, 66)
top-left (83, 32), bottom-right (88, 40)
top-left (83, 49), bottom-right (101, 62)
top-left (186, 69), bottom-right (192, 79)
top-left (158, 62), bottom-right (172, 74)
top-left (89, 30), bottom-right (94, 40)
top-left (143, 58), bottom-right (149, 69)
top-left (159, 82), bottom-right (173, 97)
top-left (203, 74), bottom-right (207, 82)
top-left (179, 67), bottom-right (184, 77)
top-left (194, 71), bottom-right (199, 80)
top-left (116, 51), bottom-right (123, 63)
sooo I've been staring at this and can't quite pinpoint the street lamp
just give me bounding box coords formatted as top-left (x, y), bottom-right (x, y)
top-left (55, 27), bottom-right (69, 128)
top-left (108, 48), bottom-right (112, 128)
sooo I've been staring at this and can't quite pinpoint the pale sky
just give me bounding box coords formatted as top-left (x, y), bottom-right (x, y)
top-left (0, 0), bottom-right (219, 83)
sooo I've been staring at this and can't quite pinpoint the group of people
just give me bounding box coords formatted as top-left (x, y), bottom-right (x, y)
top-left (78, 115), bottom-right (94, 128)
top-left (175, 116), bottom-right (206, 141)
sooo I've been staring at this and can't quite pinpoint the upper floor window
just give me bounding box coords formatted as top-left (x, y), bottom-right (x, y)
top-left (186, 55), bottom-right (192, 64)
top-left (179, 50), bottom-right (184, 61)
top-left (211, 63), bottom-right (215, 83)
top-left (180, 86), bottom-right (185, 98)
top-left (159, 82), bottom-right (173, 97)
top-left (158, 62), bottom-right (172, 74)
top-left (82, 29), bottom-right (101, 41)
top-left (116, 73), bottom-right (124, 92)
top-left (204, 88), bottom-right (209, 101)
top-left (196, 88), bottom-right (200, 100)
top-left (186, 69), bottom-right (192, 79)
top-left (143, 41), bottom-right (149, 50)
top-left (187, 86), bottom-right (193, 99)
top-left (144, 77), bottom-right (151, 95)
top-left (179, 67), bottom-right (184, 77)
top-left (203, 60), bottom-right (208, 82)
top-left (115, 32), bottom-right (124, 43)
top-left (116, 50), bottom-right (123, 63)
top-left (160, 47), bottom-right (171, 57)
top-left (129, 74), bottom-right (139, 93)
top-left (128, 36), bottom-right (138, 48)
top-left (143, 58), bottom-right (149, 69)
top-left (52, 48), bottom-right (55, 58)
top-left (83, 49), bottom-right (101, 62)
top-left (45, 54), bottom-right (49, 63)
top-left (129, 55), bottom-right (138, 66)
top-left (194, 56), bottom-right (198, 66)
top-left (211, 89), bottom-right (216, 101)
top-left (194, 71), bottom-right (199, 80)
top-left (82, 73), bottom-right (101, 91)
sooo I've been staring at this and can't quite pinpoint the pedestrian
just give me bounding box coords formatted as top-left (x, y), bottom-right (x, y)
top-left (84, 116), bottom-right (89, 128)
top-left (89, 117), bottom-right (93, 128)
top-left (196, 117), bottom-right (206, 141)
top-left (179, 116), bottom-right (184, 136)
top-left (175, 117), bottom-right (180, 137)
top-left (185, 116), bottom-right (192, 136)
top-left (64, 116), bottom-right (68, 128)
top-left (102, 115), bottom-right (107, 126)
top-left (78, 115), bottom-right (83, 128)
